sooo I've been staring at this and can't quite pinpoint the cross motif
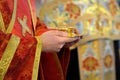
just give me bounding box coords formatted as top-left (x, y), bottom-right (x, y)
top-left (18, 16), bottom-right (31, 36)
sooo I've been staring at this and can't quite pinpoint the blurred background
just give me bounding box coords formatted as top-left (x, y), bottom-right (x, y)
top-left (36, 0), bottom-right (120, 80)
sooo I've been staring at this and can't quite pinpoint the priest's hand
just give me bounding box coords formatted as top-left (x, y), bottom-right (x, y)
top-left (40, 30), bottom-right (79, 52)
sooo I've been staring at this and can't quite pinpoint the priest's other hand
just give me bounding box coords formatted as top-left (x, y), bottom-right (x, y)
top-left (40, 30), bottom-right (79, 52)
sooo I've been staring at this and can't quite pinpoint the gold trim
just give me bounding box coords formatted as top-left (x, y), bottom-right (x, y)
top-left (28, 0), bottom-right (36, 31)
top-left (0, 12), bottom-right (5, 32)
top-left (32, 36), bottom-right (42, 80)
top-left (0, 35), bottom-right (20, 80)
top-left (6, 0), bottom-right (17, 33)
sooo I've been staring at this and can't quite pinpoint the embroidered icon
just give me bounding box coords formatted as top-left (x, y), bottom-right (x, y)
top-left (18, 16), bottom-right (31, 36)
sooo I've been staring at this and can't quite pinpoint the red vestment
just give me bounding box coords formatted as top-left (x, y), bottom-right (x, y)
top-left (0, 0), bottom-right (70, 80)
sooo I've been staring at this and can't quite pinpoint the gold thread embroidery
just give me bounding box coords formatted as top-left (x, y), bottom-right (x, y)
top-left (0, 0), bottom-right (19, 79)
top-left (0, 12), bottom-right (5, 32)
top-left (28, 0), bottom-right (42, 79)
top-left (18, 16), bottom-right (31, 36)
top-left (0, 35), bottom-right (20, 80)
top-left (28, 0), bottom-right (37, 31)
top-left (32, 36), bottom-right (42, 80)
top-left (6, 0), bottom-right (17, 33)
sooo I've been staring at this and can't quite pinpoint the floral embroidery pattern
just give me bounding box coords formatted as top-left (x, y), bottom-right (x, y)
top-left (83, 56), bottom-right (99, 71)
top-left (65, 2), bottom-right (80, 19)
top-left (104, 55), bottom-right (113, 68)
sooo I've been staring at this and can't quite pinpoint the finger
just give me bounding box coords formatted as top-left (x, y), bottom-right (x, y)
top-left (55, 30), bottom-right (68, 37)
top-left (64, 39), bottom-right (79, 47)
top-left (61, 37), bottom-right (79, 43)
top-left (55, 44), bottom-right (65, 52)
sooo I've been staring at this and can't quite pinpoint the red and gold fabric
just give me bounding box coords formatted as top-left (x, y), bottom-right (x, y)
top-left (0, 0), bottom-right (70, 80)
